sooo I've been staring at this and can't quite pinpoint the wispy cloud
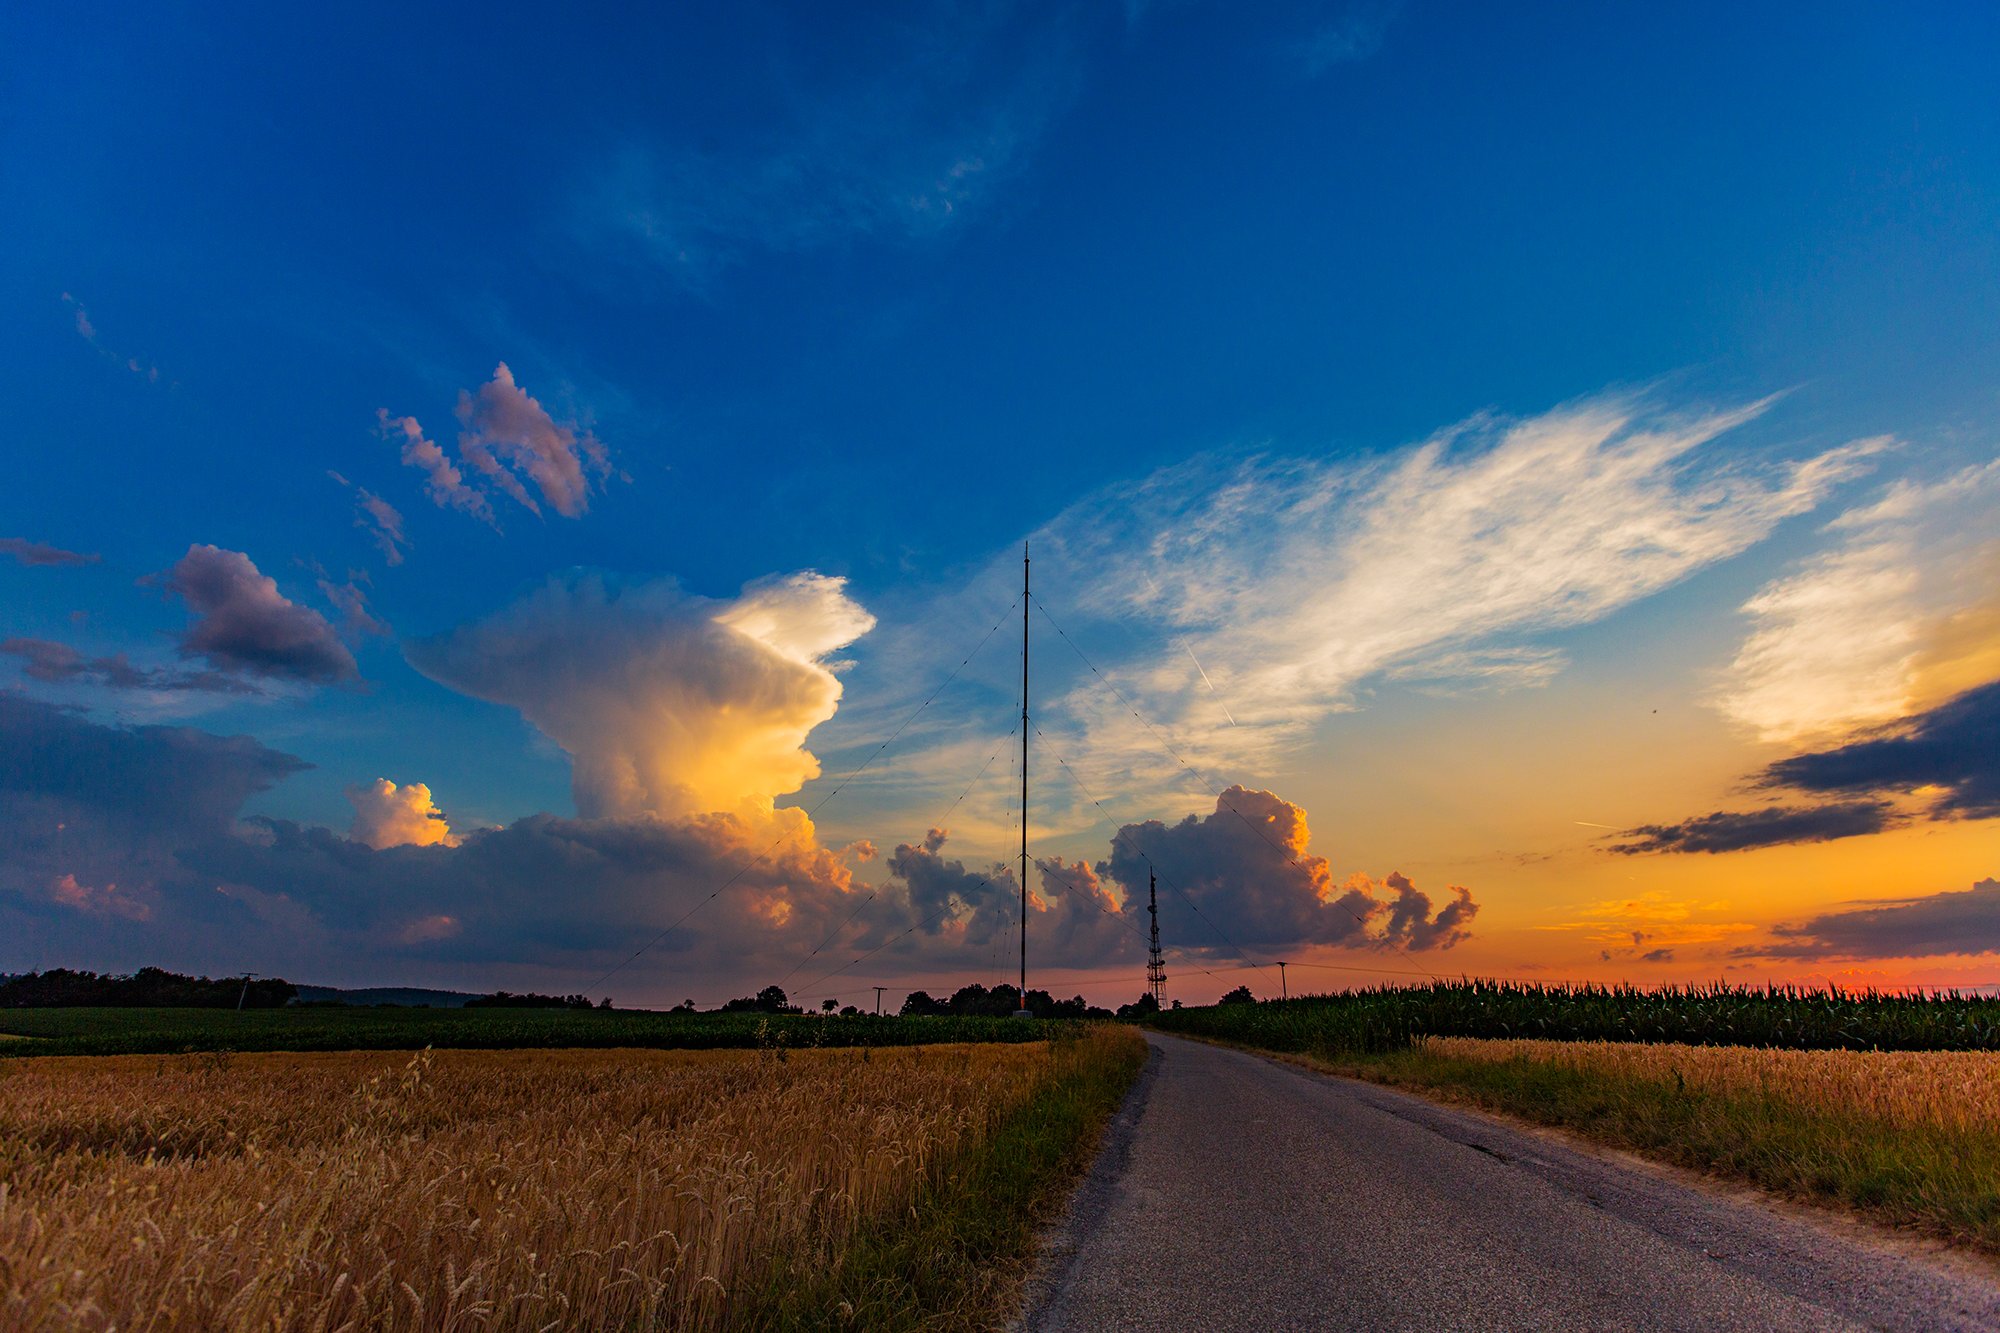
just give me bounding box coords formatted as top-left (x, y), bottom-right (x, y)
top-left (1543, 890), bottom-right (1756, 963)
top-left (1712, 457), bottom-right (2000, 744)
top-left (1, 637), bottom-right (260, 697)
top-left (0, 537), bottom-right (99, 568)
top-left (377, 411), bottom-right (494, 526)
top-left (327, 471), bottom-right (408, 565)
top-left (1296, 1), bottom-right (1398, 76)
top-left (1005, 390), bottom-right (1878, 796)
top-left (60, 292), bottom-right (164, 383)
top-left (381, 365), bottom-right (613, 524)
top-left (578, 9), bottom-right (1082, 284)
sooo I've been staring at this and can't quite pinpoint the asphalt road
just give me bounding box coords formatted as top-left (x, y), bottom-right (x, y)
top-left (1020, 1033), bottom-right (2000, 1332)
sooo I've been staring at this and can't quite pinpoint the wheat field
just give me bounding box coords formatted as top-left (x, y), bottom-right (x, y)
top-left (0, 1039), bottom-right (1081, 1331)
top-left (1419, 1035), bottom-right (2000, 1131)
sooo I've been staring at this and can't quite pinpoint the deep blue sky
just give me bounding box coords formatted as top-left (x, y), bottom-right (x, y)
top-left (4, 3), bottom-right (1999, 998)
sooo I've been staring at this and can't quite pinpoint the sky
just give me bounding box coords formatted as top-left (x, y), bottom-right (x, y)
top-left (4, 1), bottom-right (1998, 1008)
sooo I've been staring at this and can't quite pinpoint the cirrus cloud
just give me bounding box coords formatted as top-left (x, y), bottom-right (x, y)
top-left (1712, 459), bottom-right (2000, 744)
top-left (865, 391), bottom-right (1887, 812)
top-left (1, 537), bottom-right (99, 568)
top-left (383, 364), bottom-right (611, 525)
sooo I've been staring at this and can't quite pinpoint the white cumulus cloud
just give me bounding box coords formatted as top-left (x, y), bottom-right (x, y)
top-left (347, 778), bottom-right (459, 850)
top-left (405, 570), bottom-right (875, 820)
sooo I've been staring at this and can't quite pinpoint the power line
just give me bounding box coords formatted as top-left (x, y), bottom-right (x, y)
top-left (775, 716), bottom-right (1021, 988)
top-left (791, 884), bottom-right (983, 1000)
top-left (1029, 720), bottom-right (1275, 981)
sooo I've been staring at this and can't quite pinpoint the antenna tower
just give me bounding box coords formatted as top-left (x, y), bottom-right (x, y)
top-left (1146, 869), bottom-right (1166, 1006)
top-left (1014, 543), bottom-right (1032, 1018)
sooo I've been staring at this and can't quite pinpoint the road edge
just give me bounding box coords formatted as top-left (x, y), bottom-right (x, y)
top-left (1008, 1033), bottom-right (1162, 1332)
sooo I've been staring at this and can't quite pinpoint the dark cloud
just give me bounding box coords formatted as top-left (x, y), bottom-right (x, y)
top-left (1097, 786), bottom-right (1478, 952)
top-left (1641, 948), bottom-right (1675, 962)
top-left (159, 545), bottom-right (358, 683)
top-left (1616, 678), bottom-right (1998, 857)
top-left (1760, 680), bottom-right (2000, 819)
top-left (1740, 879), bottom-right (2000, 960)
top-left (186, 809), bottom-right (866, 967)
top-left (1611, 801), bottom-right (1897, 855)
top-left (0, 694), bottom-right (902, 992)
top-left (0, 693), bottom-right (875, 987)
top-left (1380, 870), bottom-right (1478, 950)
top-left (0, 694), bottom-right (308, 923)
top-left (2, 637), bottom-right (260, 695)
top-left (877, 831), bottom-right (1139, 968)
top-left (1, 537), bottom-right (99, 567)
top-left (0, 702), bottom-right (1468, 996)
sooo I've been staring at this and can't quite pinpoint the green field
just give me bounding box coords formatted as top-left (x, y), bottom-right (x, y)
top-left (1150, 980), bottom-right (2000, 1054)
top-left (0, 1005), bottom-right (1065, 1057)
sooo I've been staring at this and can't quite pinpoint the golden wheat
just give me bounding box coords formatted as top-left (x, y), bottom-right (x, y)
top-left (0, 1040), bottom-right (1070, 1331)
top-left (1418, 1036), bottom-right (2000, 1131)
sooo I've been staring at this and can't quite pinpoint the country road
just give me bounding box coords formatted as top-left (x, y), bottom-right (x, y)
top-left (1020, 1033), bottom-right (2000, 1332)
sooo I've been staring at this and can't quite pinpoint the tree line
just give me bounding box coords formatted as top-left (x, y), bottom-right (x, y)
top-left (0, 968), bottom-right (298, 1008)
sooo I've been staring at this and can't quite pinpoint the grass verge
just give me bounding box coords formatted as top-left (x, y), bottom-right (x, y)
top-left (1213, 1034), bottom-right (2000, 1256)
top-left (739, 1024), bottom-right (1148, 1330)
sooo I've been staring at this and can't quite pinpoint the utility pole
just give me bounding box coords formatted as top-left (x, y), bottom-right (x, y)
top-left (1014, 543), bottom-right (1032, 1018)
top-left (873, 986), bottom-right (885, 1016)
top-left (236, 973), bottom-right (258, 1011)
top-left (1277, 961), bottom-right (1288, 1000)
top-left (1146, 868), bottom-right (1166, 1007)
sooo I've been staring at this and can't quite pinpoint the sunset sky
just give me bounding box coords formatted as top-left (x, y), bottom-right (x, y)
top-left (4, 3), bottom-right (1997, 1007)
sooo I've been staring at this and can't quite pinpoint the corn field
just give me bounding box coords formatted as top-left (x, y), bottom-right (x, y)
top-left (0, 1038), bottom-right (1105, 1331)
top-left (1151, 981), bottom-right (2000, 1054)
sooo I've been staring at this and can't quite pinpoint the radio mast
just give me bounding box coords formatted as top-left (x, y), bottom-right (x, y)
top-left (1014, 543), bottom-right (1032, 1018)
top-left (1147, 868), bottom-right (1166, 1006)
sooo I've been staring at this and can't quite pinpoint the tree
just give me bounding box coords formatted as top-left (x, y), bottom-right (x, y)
top-left (1218, 985), bottom-right (1256, 1005)
top-left (1116, 992), bottom-right (1160, 1020)
top-left (899, 990), bottom-right (947, 1016)
top-left (723, 985), bottom-right (799, 1014)
top-left (0, 967), bottom-right (297, 1009)
top-left (821, 998), bottom-right (838, 1013)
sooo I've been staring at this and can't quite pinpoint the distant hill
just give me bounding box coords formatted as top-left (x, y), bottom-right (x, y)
top-left (292, 985), bottom-right (481, 1008)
